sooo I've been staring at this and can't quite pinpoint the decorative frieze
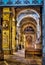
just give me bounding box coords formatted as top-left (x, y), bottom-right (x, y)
top-left (0, 0), bottom-right (43, 6)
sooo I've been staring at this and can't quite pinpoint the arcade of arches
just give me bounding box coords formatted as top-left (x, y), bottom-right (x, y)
top-left (1, 7), bottom-right (42, 58)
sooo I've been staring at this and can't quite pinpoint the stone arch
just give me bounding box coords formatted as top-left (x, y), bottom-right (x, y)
top-left (16, 9), bottom-right (41, 43)
top-left (21, 23), bottom-right (36, 34)
top-left (17, 9), bottom-right (40, 26)
top-left (20, 17), bottom-right (37, 34)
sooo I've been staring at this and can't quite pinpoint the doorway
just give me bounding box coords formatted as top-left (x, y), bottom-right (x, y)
top-left (2, 7), bottom-right (42, 59)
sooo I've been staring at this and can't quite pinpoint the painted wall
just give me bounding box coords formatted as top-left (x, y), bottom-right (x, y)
top-left (42, 0), bottom-right (45, 55)
top-left (0, 0), bottom-right (43, 6)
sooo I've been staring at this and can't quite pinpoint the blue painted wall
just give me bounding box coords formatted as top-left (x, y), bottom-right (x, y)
top-left (0, 0), bottom-right (43, 6)
top-left (42, 0), bottom-right (45, 54)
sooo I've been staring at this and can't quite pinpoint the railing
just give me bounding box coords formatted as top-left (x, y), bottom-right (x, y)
top-left (0, 0), bottom-right (43, 6)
